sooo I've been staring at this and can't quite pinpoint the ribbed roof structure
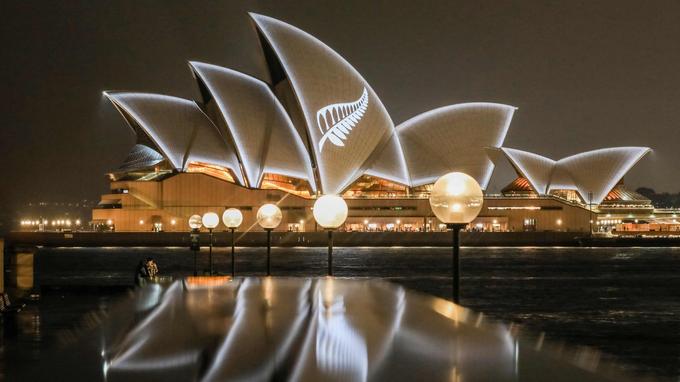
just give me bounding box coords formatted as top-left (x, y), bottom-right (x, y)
top-left (102, 13), bottom-right (517, 195)
top-left (491, 147), bottom-right (651, 204)
top-left (104, 92), bottom-right (245, 185)
top-left (249, 13), bottom-right (398, 194)
top-left (118, 144), bottom-right (165, 171)
top-left (501, 177), bottom-right (536, 194)
top-left (189, 61), bottom-right (316, 191)
top-left (602, 185), bottom-right (651, 203)
top-left (373, 103), bottom-right (516, 189)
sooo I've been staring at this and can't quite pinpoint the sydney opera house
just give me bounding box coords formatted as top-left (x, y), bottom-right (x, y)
top-left (93, 13), bottom-right (658, 233)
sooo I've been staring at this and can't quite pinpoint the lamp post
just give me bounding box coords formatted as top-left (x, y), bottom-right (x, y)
top-left (429, 172), bottom-right (483, 304)
top-left (202, 212), bottom-right (219, 275)
top-left (222, 208), bottom-right (243, 277)
top-left (256, 204), bottom-right (282, 276)
top-left (588, 191), bottom-right (594, 235)
top-left (188, 214), bottom-right (203, 276)
top-left (313, 195), bottom-right (348, 276)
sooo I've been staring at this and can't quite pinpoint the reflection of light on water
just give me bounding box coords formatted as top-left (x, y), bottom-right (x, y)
top-left (514, 339), bottom-right (519, 376)
top-left (264, 276), bottom-right (273, 303)
top-left (573, 346), bottom-right (601, 372)
top-left (135, 283), bottom-right (162, 311)
top-left (449, 367), bottom-right (461, 382)
top-left (184, 276), bottom-right (231, 288)
top-left (323, 277), bottom-right (334, 308)
top-left (535, 332), bottom-right (545, 351)
top-left (316, 295), bottom-right (368, 381)
top-left (201, 278), bottom-right (312, 381)
top-left (432, 298), bottom-right (468, 326)
top-left (107, 283), bottom-right (202, 372)
top-left (102, 360), bottom-right (109, 380)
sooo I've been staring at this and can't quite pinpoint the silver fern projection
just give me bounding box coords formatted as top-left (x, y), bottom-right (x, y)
top-left (316, 87), bottom-right (369, 152)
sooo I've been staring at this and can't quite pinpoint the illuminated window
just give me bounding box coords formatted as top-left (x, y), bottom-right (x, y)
top-left (343, 175), bottom-right (409, 198)
top-left (261, 173), bottom-right (313, 197)
top-left (186, 162), bottom-right (236, 183)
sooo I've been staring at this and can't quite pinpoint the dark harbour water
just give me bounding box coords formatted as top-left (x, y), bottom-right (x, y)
top-left (4, 246), bottom-right (680, 380)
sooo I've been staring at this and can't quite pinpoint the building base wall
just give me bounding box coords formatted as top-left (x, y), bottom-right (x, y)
top-left (91, 173), bottom-right (595, 233)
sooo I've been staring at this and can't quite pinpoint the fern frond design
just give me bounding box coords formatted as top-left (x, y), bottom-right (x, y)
top-left (316, 87), bottom-right (369, 152)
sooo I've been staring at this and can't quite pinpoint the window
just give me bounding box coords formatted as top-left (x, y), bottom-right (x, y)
top-left (523, 218), bottom-right (537, 232)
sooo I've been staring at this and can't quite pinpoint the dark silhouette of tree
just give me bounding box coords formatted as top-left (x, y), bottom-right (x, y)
top-left (636, 187), bottom-right (680, 208)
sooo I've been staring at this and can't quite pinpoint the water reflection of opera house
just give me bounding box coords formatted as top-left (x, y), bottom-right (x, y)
top-left (93, 13), bottom-right (664, 234)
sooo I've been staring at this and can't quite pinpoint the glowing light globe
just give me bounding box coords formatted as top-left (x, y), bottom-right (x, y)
top-left (429, 172), bottom-right (483, 224)
top-left (201, 212), bottom-right (220, 229)
top-left (257, 203), bottom-right (282, 229)
top-left (313, 195), bottom-right (348, 229)
top-left (222, 208), bottom-right (243, 229)
top-left (188, 214), bottom-right (203, 229)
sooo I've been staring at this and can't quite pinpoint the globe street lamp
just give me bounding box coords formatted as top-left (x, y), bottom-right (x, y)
top-left (202, 212), bottom-right (220, 275)
top-left (313, 195), bottom-right (348, 276)
top-left (429, 172), bottom-right (483, 304)
top-left (222, 208), bottom-right (243, 277)
top-left (257, 204), bottom-right (282, 276)
top-left (188, 214), bottom-right (203, 276)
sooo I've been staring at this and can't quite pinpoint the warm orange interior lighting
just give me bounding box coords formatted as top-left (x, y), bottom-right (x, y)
top-left (185, 276), bottom-right (232, 287)
top-left (186, 162), bottom-right (235, 183)
top-left (261, 173), bottom-right (312, 197)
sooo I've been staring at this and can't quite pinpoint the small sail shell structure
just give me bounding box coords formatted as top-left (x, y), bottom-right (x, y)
top-left (104, 92), bottom-right (245, 185)
top-left (104, 13), bottom-right (519, 194)
top-left (492, 147), bottom-right (651, 204)
top-left (188, 61), bottom-right (316, 191)
top-left (369, 103), bottom-right (516, 189)
top-left (118, 144), bottom-right (165, 171)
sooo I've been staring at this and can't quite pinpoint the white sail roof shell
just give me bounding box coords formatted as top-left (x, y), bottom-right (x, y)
top-left (250, 13), bottom-right (397, 194)
top-left (363, 133), bottom-right (410, 186)
top-left (189, 62), bottom-right (316, 191)
top-left (554, 147), bottom-right (651, 204)
top-left (498, 148), bottom-right (556, 194)
top-left (100, 14), bottom-right (655, 205)
top-left (374, 103), bottom-right (515, 188)
top-left (104, 92), bottom-right (245, 185)
top-left (497, 146), bottom-right (650, 204)
top-left (118, 144), bottom-right (165, 171)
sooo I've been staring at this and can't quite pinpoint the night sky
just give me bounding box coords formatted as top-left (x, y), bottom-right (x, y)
top-left (2, 0), bottom-right (678, 211)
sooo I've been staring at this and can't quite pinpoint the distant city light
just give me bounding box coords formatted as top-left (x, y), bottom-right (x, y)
top-left (171, 219), bottom-right (177, 225)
